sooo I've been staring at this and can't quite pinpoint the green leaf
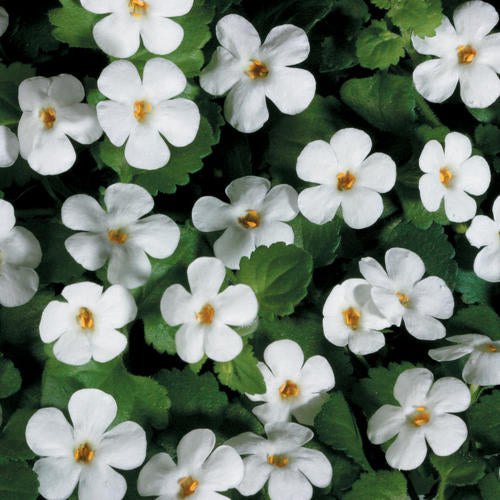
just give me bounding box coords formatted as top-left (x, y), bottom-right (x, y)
top-left (469, 391), bottom-right (500, 452)
top-left (0, 460), bottom-right (38, 500)
top-left (479, 473), bottom-right (500, 499)
top-left (316, 392), bottom-right (372, 471)
top-left (134, 100), bottom-right (223, 195)
top-left (214, 343), bottom-right (265, 395)
top-left (236, 243), bottom-right (313, 317)
top-left (380, 220), bottom-right (458, 289)
top-left (455, 269), bottom-right (496, 307)
top-left (96, 138), bottom-right (135, 183)
top-left (343, 470), bottom-right (407, 500)
top-left (41, 358), bottom-right (170, 430)
top-left (0, 355), bottom-right (21, 399)
top-left (430, 451), bottom-right (486, 487)
top-left (48, 0), bottom-right (98, 49)
top-left (0, 63), bottom-right (36, 126)
top-left (474, 124), bottom-right (500, 156)
top-left (388, 0), bottom-right (443, 37)
top-left (356, 20), bottom-right (405, 70)
top-left (0, 409), bottom-right (36, 460)
top-left (340, 73), bottom-right (416, 136)
top-left (447, 305), bottom-right (500, 340)
top-left (290, 214), bottom-right (342, 268)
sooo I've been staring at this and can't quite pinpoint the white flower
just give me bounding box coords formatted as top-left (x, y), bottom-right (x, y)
top-left (62, 182), bottom-right (180, 289)
top-left (137, 428), bottom-right (243, 499)
top-left (0, 126), bottom-right (19, 167)
top-left (200, 14), bottom-right (316, 133)
top-left (97, 58), bottom-right (200, 171)
top-left (192, 176), bottom-right (298, 269)
top-left (322, 278), bottom-right (391, 355)
top-left (412, 0), bottom-right (500, 108)
top-left (39, 281), bottom-right (137, 366)
top-left (418, 131), bottom-right (490, 222)
top-left (359, 248), bottom-right (454, 341)
top-left (80, 0), bottom-right (193, 58)
top-left (0, 199), bottom-right (41, 307)
top-left (0, 7), bottom-right (8, 37)
top-left (161, 256), bottom-right (258, 363)
top-left (226, 421), bottom-right (332, 500)
top-left (247, 339), bottom-right (335, 426)
top-left (297, 128), bottom-right (396, 229)
top-left (17, 74), bottom-right (102, 175)
top-left (25, 388), bottom-right (146, 500)
top-left (367, 368), bottom-right (470, 471)
top-left (465, 195), bottom-right (500, 282)
top-left (429, 334), bottom-right (500, 386)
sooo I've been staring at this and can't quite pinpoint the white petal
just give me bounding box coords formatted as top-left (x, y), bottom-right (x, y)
top-left (97, 284), bottom-right (137, 328)
top-left (252, 402), bottom-right (291, 425)
top-left (444, 189), bottom-right (477, 222)
top-left (226, 176), bottom-right (270, 205)
top-left (161, 284), bottom-right (195, 326)
top-left (0, 265), bottom-right (39, 307)
top-left (298, 185), bottom-right (341, 225)
top-left (254, 220), bottom-right (294, 247)
top-left (78, 463), bottom-right (127, 500)
top-left (224, 79), bottom-right (269, 133)
top-left (49, 74), bottom-right (85, 106)
top-left (494, 196), bottom-right (500, 222)
top-left (341, 187), bottom-right (383, 229)
top-left (459, 64), bottom-right (500, 108)
top-left (412, 276), bottom-right (454, 319)
top-left (290, 447), bottom-right (332, 488)
top-left (419, 139), bottom-right (445, 174)
top-left (296, 140), bottom-right (338, 184)
top-left (26, 408), bottom-right (74, 457)
top-left (330, 128), bottom-right (372, 169)
top-left (201, 445), bottom-right (244, 491)
top-left (466, 215), bottom-right (498, 248)
top-left (96, 100), bottom-right (133, 146)
top-left (357, 153), bottom-right (396, 193)
top-left (426, 377), bottom-right (471, 413)
top-left (98, 60), bottom-right (142, 103)
top-left (260, 24), bottom-right (310, 66)
top-left (348, 329), bottom-right (385, 355)
top-left (413, 59), bottom-right (459, 103)
top-left (428, 343), bottom-right (475, 362)
top-left (40, 301), bottom-right (71, 343)
top-left (28, 131), bottom-right (76, 175)
top-left (140, 16), bottom-right (184, 55)
top-left (0, 199), bottom-right (15, 237)
top-left (176, 323), bottom-right (205, 363)
top-left (477, 32), bottom-right (500, 72)
top-left (34, 457), bottom-right (80, 500)
top-left (265, 421), bottom-right (313, 448)
top-left (212, 284), bottom-right (258, 326)
top-left (453, 0), bottom-right (499, 42)
top-left (177, 428), bottom-right (215, 469)
top-left (261, 184), bottom-right (298, 222)
top-left (403, 309), bottom-right (446, 340)
top-left (154, 98), bottom-right (200, 147)
top-left (143, 58), bottom-right (186, 103)
top-left (237, 455), bottom-right (272, 496)
top-left (411, 17), bottom-right (459, 57)
top-left (105, 182), bottom-right (153, 221)
top-left (216, 14), bottom-right (261, 59)
top-left (425, 414), bottom-right (467, 456)
top-left (456, 156), bottom-right (490, 196)
top-left (53, 330), bottom-right (92, 366)
top-left (61, 194), bottom-right (106, 231)
top-left (69, 388), bottom-right (117, 441)
top-left (299, 355), bottom-right (335, 394)
top-left (265, 67), bottom-right (315, 115)
top-left (372, 289), bottom-right (404, 327)
top-left (200, 47), bottom-right (243, 96)
top-left (107, 245), bottom-right (151, 289)
top-left (187, 256), bottom-right (225, 297)
top-left (129, 214), bottom-right (180, 259)
top-left (61, 281), bottom-right (103, 304)
top-left (65, 232), bottom-right (109, 271)
top-left (386, 426), bottom-right (427, 470)
top-left (137, 453), bottom-right (177, 497)
top-left (292, 394), bottom-right (327, 425)
top-left (419, 173), bottom-right (446, 212)
top-left (93, 13), bottom-right (140, 58)
top-left (147, 0), bottom-right (194, 17)
top-left (367, 405), bottom-right (405, 444)
top-left (322, 314), bottom-right (351, 348)
top-left (268, 468), bottom-right (313, 500)
top-left (90, 329), bottom-right (127, 363)
top-left (463, 351), bottom-right (500, 385)
top-left (264, 339), bottom-right (303, 378)
top-left (385, 247), bottom-right (425, 288)
top-left (0, 126), bottom-right (19, 167)
top-left (1, 226), bottom-right (42, 268)
top-left (0, 6), bottom-right (8, 37)
top-left (225, 431), bottom-right (267, 455)
top-left (394, 368), bottom-right (433, 407)
top-left (205, 322), bottom-right (243, 362)
top-left (444, 132), bottom-right (472, 167)
top-left (359, 257), bottom-right (392, 289)
top-left (80, 0), bottom-right (120, 14)
top-left (98, 421), bottom-right (146, 469)
top-left (192, 196), bottom-right (233, 232)
top-left (473, 246), bottom-right (500, 282)
top-left (125, 125), bottom-right (170, 170)
top-left (18, 76), bottom-right (50, 111)
top-left (214, 226), bottom-right (255, 270)
top-left (58, 103), bottom-right (102, 145)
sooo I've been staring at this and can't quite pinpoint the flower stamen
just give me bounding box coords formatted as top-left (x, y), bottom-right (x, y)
top-left (77, 307), bottom-right (94, 329)
top-left (74, 442), bottom-right (94, 463)
top-left (439, 167), bottom-right (453, 186)
top-left (129, 0), bottom-right (147, 17)
top-left (411, 406), bottom-right (430, 427)
top-left (238, 210), bottom-right (261, 229)
top-left (108, 229), bottom-right (128, 244)
top-left (246, 60), bottom-right (269, 79)
top-left (486, 343), bottom-right (497, 352)
top-left (133, 100), bottom-right (152, 122)
top-left (457, 44), bottom-right (476, 65)
top-left (279, 380), bottom-right (299, 399)
top-left (268, 454), bottom-right (288, 468)
top-left (39, 107), bottom-right (56, 130)
top-left (397, 292), bottom-right (410, 307)
top-left (342, 307), bottom-right (360, 330)
top-left (196, 304), bottom-right (215, 325)
top-left (178, 476), bottom-right (198, 497)
top-left (337, 171), bottom-right (356, 191)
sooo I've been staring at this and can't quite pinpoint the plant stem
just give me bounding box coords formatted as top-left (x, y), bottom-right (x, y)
top-left (437, 479), bottom-right (447, 500)
top-left (415, 92), bottom-right (443, 128)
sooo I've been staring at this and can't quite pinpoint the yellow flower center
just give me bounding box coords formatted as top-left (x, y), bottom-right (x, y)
top-left (411, 406), bottom-right (430, 427)
top-left (268, 455), bottom-right (289, 468)
top-left (439, 167), bottom-right (453, 186)
top-left (39, 107), bottom-right (56, 130)
top-left (246, 60), bottom-right (269, 79)
top-left (279, 380), bottom-right (300, 399)
top-left (337, 171), bottom-right (356, 191)
top-left (129, 0), bottom-right (147, 17)
top-left (77, 307), bottom-right (94, 329)
top-left (134, 100), bottom-right (152, 121)
top-left (238, 210), bottom-right (261, 229)
top-left (196, 304), bottom-right (215, 325)
top-left (342, 307), bottom-right (360, 330)
top-left (74, 442), bottom-right (94, 463)
top-left (486, 343), bottom-right (497, 352)
top-left (178, 476), bottom-right (199, 497)
top-left (457, 44), bottom-right (476, 65)
top-left (397, 292), bottom-right (409, 307)
top-left (108, 229), bottom-right (128, 244)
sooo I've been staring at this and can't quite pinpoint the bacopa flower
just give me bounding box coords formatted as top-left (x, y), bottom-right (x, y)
top-left (0, 199), bottom-right (41, 307)
top-left (359, 248), bottom-right (454, 341)
top-left (226, 422), bottom-right (332, 500)
top-left (429, 334), bottom-right (500, 386)
top-left (40, 281), bottom-right (137, 366)
top-left (62, 182), bottom-right (180, 289)
top-left (192, 176), bottom-right (298, 269)
top-left (322, 278), bottom-right (391, 355)
top-left (465, 195), bottom-right (500, 282)
top-left (137, 428), bottom-right (244, 499)
top-left (0, 126), bottom-right (19, 167)
top-left (247, 339), bottom-right (335, 426)
top-left (161, 256), bottom-right (258, 363)
top-left (418, 132), bottom-right (490, 222)
top-left (97, 58), bottom-right (200, 171)
top-left (412, 0), bottom-right (500, 108)
top-left (25, 388), bottom-right (146, 500)
top-left (200, 14), bottom-right (316, 133)
top-left (367, 368), bottom-right (470, 470)
top-left (296, 128), bottom-right (396, 229)
top-left (80, 0), bottom-right (193, 58)
top-left (0, 6), bottom-right (8, 36)
top-left (17, 74), bottom-right (102, 175)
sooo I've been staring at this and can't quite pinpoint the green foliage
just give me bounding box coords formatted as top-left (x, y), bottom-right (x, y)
top-left (356, 20), bottom-right (405, 70)
top-left (0, 63), bottom-right (36, 126)
top-left (387, 0), bottom-right (443, 37)
top-left (469, 391), bottom-right (500, 452)
top-left (0, 409), bottom-right (36, 460)
top-left (455, 269), bottom-right (496, 307)
top-left (0, 355), bottom-right (21, 399)
top-left (343, 470), bottom-right (407, 499)
top-left (340, 73), bottom-right (416, 136)
top-left (214, 343), bottom-right (265, 395)
top-left (236, 243), bottom-right (313, 317)
top-left (430, 451), bottom-right (486, 487)
top-left (479, 473), bottom-right (500, 499)
top-left (0, 460), bottom-right (39, 500)
top-left (474, 124), bottom-right (500, 156)
top-left (447, 305), bottom-right (500, 340)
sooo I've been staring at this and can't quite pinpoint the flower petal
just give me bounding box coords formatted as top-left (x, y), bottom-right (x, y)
top-left (140, 16), bottom-right (184, 55)
top-left (0, 126), bottom-right (19, 167)
top-left (214, 226), bottom-right (255, 270)
top-left (177, 428), bottom-right (215, 469)
top-left (93, 13), bottom-right (140, 58)
top-left (0, 265), bottom-right (39, 307)
top-left (154, 98), bottom-right (200, 147)
top-left (268, 468), bottom-right (313, 500)
top-left (385, 426), bottom-right (427, 470)
top-left (385, 248), bottom-right (425, 289)
top-left (204, 322), bottom-right (243, 362)
top-left (1, 226), bottom-right (42, 268)
top-left (473, 245), bottom-right (500, 282)
top-left (357, 153), bottom-right (396, 193)
top-left (393, 368), bottom-right (434, 407)
top-left (261, 184), bottom-right (298, 222)
top-left (403, 309), bottom-right (446, 340)
top-left (453, 0), bottom-right (499, 42)
top-left (358, 257), bottom-right (392, 289)
top-left (444, 188), bottom-right (477, 222)
top-left (192, 196), bottom-right (233, 232)
top-left (265, 421), bottom-right (313, 448)
top-left (97, 59), bottom-right (142, 103)
top-left (341, 187), bottom-right (383, 229)
top-left (419, 139), bottom-right (445, 174)
top-left (78, 463), bottom-right (127, 500)
top-left (419, 172), bottom-right (446, 213)
top-left (175, 323), bottom-right (205, 363)
top-left (428, 343), bottom-right (475, 362)
top-left (477, 32), bottom-right (500, 72)
top-left (28, 131), bottom-right (76, 175)
top-left (96, 100), bottom-right (133, 147)
top-left (290, 447), bottom-right (332, 488)
top-left (200, 47), bottom-right (243, 96)
top-left (456, 155), bottom-right (490, 196)
top-left (425, 413), bottom-right (467, 456)
top-left (459, 63), bottom-right (500, 108)
top-left (125, 124), bottom-right (170, 170)
top-left (260, 24), bottom-right (310, 66)
top-left (411, 17), bottom-right (459, 57)
top-left (105, 182), bottom-right (154, 221)
top-left (463, 351), bottom-right (500, 385)
top-left (137, 453), bottom-right (177, 497)
top-left (412, 276), bottom-right (454, 319)
top-left (296, 140), bottom-right (338, 185)
top-left (254, 220), bottom-right (294, 247)
top-left (62, 194), bottom-right (106, 232)
top-left (107, 245), bottom-right (151, 289)
top-left (367, 405), bottom-right (405, 445)
top-left (298, 185), bottom-right (341, 225)
top-left (96, 284), bottom-right (137, 329)
top-left (143, 58), bottom-right (186, 103)
top-left (226, 176), bottom-right (270, 205)
top-left (252, 401), bottom-right (291, 425)
top-left (466, 215), bottom-right (498, 248)
top-left (299, 355), bottom-right (335, 394)
top-left (426, 377), bottom-right (471, 413)
top-left (212, 284), bottom-right (258, 326)
top-left (216, 14), bottom-right (261, 59)
top-left (18, 76), bottom-right (51, 111)
top-left (348, 329), bottom-right (385, 355)
top-left (90, 329), bottom-right (128, 363)
top-left (413, 59), bottom-right (459, 103)
top-left (34, 457), bottom-right (80, 500)
top-left (53, 330), bottom-right (92, 365)
top-left (330, 128), bottom-right (372, 169)
top-left (39, 301), bottom-right (72, 343)
top-left (161, 284), bottom-right (195, 326)
top-left (58, 103), bottom-right (102, 145)
top-left (65, 233), bottom-right (110, 271)
top-left (201, 445), bottom-right (244, 491)
top-left (187, 256), bottom-right (226, 297)
top-left (236, 455), bottom-right (272, 496)
top-left (444, 132), bottom-right (472, 167)
top-left (264, 339), bottom-right (303, 379)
